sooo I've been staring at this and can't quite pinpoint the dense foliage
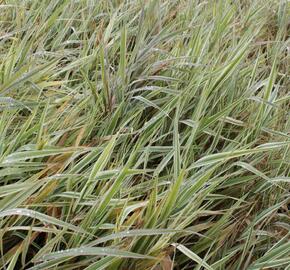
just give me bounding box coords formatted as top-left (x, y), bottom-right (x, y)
top-left (0, 0), bottom-right (289, 269)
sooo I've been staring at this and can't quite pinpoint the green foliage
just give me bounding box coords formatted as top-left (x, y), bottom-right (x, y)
top-left (0, 0), bottom-right (289, 269)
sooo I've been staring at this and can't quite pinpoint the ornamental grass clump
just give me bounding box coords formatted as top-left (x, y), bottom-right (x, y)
top-left (0, 0), bottom-right (289, 269)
